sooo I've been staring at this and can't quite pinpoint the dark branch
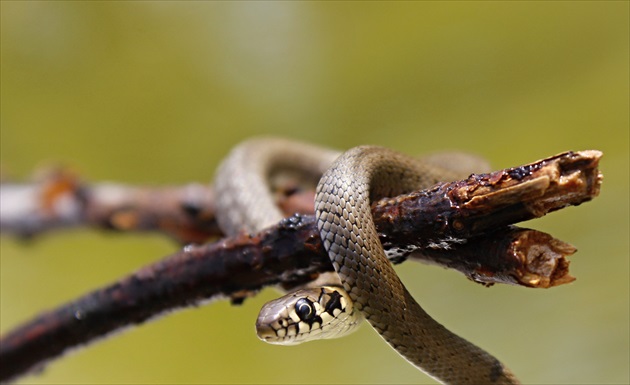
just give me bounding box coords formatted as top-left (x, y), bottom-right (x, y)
top-left (0, 150), bottom-right (602, 382)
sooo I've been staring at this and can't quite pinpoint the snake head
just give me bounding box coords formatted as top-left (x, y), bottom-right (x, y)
top-left (255, 286), bottom-right (362, 345)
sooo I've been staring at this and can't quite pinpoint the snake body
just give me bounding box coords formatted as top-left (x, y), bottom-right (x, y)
top-left (315, 146), bottom-right (518, 384)
top-left (214, 138), bottom-right (519, 384)
top-left (214, 137), bottom-right (340, 236)
top-left (214, 138), bottom-right (360, 342)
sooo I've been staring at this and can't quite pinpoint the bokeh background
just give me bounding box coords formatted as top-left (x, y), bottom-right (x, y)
top-left (1, 2), bottom-right (628, 384)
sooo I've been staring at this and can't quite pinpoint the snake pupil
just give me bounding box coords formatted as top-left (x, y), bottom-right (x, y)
top-left (295, 298), bottom-right (315, 322)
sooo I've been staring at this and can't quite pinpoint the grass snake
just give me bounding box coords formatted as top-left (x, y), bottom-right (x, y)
top-left (214, 137), bottom-right (519, 384)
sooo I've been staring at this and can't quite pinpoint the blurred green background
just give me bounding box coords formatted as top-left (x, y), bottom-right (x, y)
top-left (1, 2), bottom-right (628, 384)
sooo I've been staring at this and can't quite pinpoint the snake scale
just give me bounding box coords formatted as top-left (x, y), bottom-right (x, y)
top-left (214, 137), bottom-right (519, 384)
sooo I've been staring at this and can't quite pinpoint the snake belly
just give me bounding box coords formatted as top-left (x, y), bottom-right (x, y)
top-left (315, 145), bottom-right (520, 384)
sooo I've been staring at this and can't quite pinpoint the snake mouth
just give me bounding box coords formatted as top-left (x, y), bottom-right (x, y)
top-left (255, 322), bottom-right (301, 346)
top-left (255, 309), bottom-right (296, 345)
top-left (255, 325), bottom-right (277, 343)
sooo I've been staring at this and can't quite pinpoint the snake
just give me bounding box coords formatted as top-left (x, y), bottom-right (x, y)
top-left (213, 137), bottom-right (519, 384)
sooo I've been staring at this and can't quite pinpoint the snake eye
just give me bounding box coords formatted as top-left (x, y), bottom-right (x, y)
top-left (295, 298), bottom-right (316, 322)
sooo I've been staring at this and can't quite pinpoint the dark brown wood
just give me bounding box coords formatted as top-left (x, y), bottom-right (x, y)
top-left (0, 150), bottom-right (602, 382)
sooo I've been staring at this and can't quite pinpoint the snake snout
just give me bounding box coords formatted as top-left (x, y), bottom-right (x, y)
top-left (255, 309), bottom-right (281, 342)
top-left (255, 322), bottom-right (276, 342)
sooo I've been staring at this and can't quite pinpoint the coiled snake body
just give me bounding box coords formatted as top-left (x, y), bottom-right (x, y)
top-left (214, 138), bottom-right (519, 384)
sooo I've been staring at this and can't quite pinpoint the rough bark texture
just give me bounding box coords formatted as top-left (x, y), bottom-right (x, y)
top-left (0, 150), bottom-right (602, 382)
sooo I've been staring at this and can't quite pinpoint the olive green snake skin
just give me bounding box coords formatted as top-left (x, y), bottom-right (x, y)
top-left (214, 137), bottom-right (519, 384)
